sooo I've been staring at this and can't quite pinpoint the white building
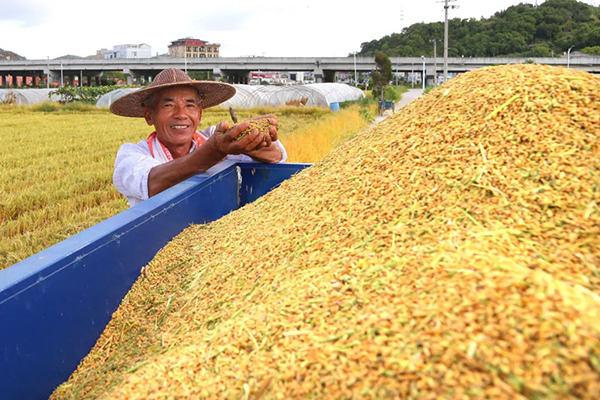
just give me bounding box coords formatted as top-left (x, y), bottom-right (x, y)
top-left (104, 44), bottom-right (151, 59)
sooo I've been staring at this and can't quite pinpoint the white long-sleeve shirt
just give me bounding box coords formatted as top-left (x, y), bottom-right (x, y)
top-left (113, 125), bottom-right (287, 207)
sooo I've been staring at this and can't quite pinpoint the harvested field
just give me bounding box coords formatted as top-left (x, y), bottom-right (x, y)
top-left (53, 64), bottom-right (600, 399)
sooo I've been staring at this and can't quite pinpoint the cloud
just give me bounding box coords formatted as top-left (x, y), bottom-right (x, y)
top-left (0, 0), bottom-right (50, 27)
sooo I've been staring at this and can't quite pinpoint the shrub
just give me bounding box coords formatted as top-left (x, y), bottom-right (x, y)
top-left (52, 86), bottom-right (137, 104)
top-left (581, 46), bottom-right (600, 56)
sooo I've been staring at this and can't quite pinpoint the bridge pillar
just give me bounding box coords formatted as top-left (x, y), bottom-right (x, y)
top-left (314, 68), bottom-right (324, 83)
top-left (123, 68), bottom-right (140, 85)
top-left (212, 68), bottom-right (223, 82)
top-left (41, 68), bottom-right (51, 87)
top-left (48, 71), bottom-right (60, 87)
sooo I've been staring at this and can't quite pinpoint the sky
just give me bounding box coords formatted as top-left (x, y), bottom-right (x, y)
top-left (0, 0), bottom-right (596, 60)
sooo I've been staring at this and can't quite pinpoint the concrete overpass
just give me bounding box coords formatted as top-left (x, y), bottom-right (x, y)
top-left (0, 56), bottom-right (598, 86)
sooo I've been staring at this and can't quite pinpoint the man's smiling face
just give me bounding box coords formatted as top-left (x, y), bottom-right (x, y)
top-left (143, 86), bottom-right (203, 152)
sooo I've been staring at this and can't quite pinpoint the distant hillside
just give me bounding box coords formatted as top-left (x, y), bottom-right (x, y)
top-left (359, 0), bottom-right (600, 58)
top-left (54, 54), bottom-right (83, 60)
top-left (0, 48), bottom-right (26, 60)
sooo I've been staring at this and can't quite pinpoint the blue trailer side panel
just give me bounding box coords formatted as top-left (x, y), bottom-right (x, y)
top-left (0, 161), bottom-right (310, 400)
top-left (238, 162), bottom-right (311, 204)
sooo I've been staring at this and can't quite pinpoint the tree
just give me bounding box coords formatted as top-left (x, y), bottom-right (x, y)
top-left (528, 44), bottom-right (552, 57)
top-left (101, 71), bottom-right (126, 85)
top-left (188, 71), bottom-right (213, 81)
top-left (356, 0), bottom-right (599, 58)
top-left (371, 51), bottom-right (392, 107)
top-left (581, 46), bottom-right (600, 55)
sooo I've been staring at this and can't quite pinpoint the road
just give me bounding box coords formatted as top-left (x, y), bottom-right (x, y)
top-left (373, 88), bottom-right (424, 125)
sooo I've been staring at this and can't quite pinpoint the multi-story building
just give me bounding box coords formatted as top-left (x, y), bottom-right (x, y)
top-left (104, 44), bottom-right (151, 59)
top-left (168, 38), bottom-right (220, 58)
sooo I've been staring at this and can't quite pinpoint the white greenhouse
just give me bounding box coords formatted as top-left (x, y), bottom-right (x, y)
top-left (0, 89), bottom-right (60, 105)
top-left (95, 83), bottom-right (365, 109)
top-left (221, 83), bottom-right (365, 108)
top-left (95, 88), bottom-right (139, 108)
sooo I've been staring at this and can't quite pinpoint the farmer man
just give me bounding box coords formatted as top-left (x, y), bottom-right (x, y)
top-left (111, 68), bottom-right (287, 207)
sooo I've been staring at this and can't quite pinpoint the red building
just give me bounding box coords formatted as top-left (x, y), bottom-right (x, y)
top-left (168, 38), bottom-right (220, 58)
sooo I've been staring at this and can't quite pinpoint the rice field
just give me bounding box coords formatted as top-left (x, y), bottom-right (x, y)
top-left (0, 104), bottom-right (371, 270)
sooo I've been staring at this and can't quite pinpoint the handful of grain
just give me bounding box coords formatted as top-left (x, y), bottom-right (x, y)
top-left (52, 64), bottom-right (600, 399)
top-left (228, 119), bottom-right (271, 141)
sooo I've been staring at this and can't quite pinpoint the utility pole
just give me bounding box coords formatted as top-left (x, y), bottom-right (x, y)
top-left (353, 53), bottom-right (357, 85)
top-left (397, 8), bottom-right (404, 87)
top-left (430, 39), bottom-right (440, 85)
top-left (421, 56), bottom-right (426, 92)
top-left (46, 56), bottom-right (50, 89)
top-left (439, 0), bottom-right (458, 84)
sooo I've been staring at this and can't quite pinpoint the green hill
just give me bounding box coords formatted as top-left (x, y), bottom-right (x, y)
top-left (359, 0), bottom-right (600, 58)
top-left (0, 48), bottom-right (26, 61)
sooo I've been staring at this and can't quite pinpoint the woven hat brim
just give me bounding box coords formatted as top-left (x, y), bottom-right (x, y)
top-left (109, 81), bottom-right (236, 117)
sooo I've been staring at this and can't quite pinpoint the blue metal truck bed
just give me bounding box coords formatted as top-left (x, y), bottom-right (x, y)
top-left (0, 161), bottom-right (310, 400)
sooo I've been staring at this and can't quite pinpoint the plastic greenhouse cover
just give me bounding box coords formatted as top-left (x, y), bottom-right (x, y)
top-left (221, 83), bottom-right (365, 109)
top-left (0, 89), bottom-right (60, 105)
top-left (95, 88), bottom-right (139, 108)
top-left (96, 83), bottom-right (365, 109)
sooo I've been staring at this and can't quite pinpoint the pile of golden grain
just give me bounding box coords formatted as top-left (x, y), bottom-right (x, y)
top-left (53, 64), bottom-right (599, 399)
top-left (233, 119), bottom-right (271, 140)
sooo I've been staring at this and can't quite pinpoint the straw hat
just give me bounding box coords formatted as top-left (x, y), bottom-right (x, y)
top-left (109, 68), bottom-right (236, 117)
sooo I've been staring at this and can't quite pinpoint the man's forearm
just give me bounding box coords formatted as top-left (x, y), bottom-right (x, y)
top-left (147, 140), bottom-right (226, 197)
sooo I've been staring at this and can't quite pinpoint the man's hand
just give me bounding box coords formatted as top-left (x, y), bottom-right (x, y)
top-left (248, 114), bottom-right (279, 143)
top-left (213, 115), bottom-right (282, 162)
top-left (147, 115), bottom-right (282, 198)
